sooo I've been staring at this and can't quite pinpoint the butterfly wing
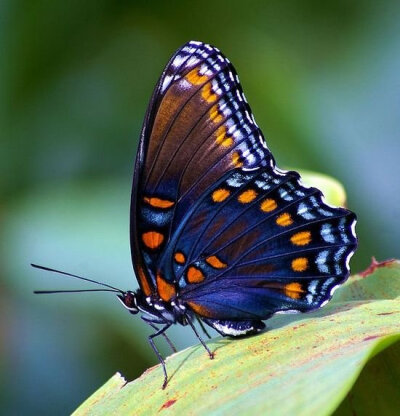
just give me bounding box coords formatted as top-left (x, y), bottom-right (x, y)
top-left (131, 41), bottom-right (357, 325)
top-left (131, 41), bottom-right (273, 296)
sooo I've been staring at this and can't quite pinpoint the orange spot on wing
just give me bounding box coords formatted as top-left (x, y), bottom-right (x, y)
top-left (201, 83), bottom-right (218, 103)
top-left (187, 266), bottom-right (205, 283)
top-left (276, 212), bottom-right (293, 227)
top-left (209, 105), bottom-right (223, 123)
top-left (206, 255), bottom-right (227, 269)
top-left (284, 282), bottom-right (305, 299)
top-left (156, 274), bottom-right (176, 302)
top-left (185, 68), bottom-right (208, 85)
top-left (238, 189), bottom-right (257, 203)
top-left (137, 266), bottom-right (152, 296)
top-left (261, 198), bottom-right (277, 212)
top-left (291, 231), bottom-right (312, 246)
top-left (212, 188), bottom-right (230, 202)
top-left (291, 257), bottom-right (308, 272)
top-left (174, 252), bottom-right (186, 264)
top-left (143, 196), bottom-right (174, 209)
top-left (187, 301), bottom-right (214, 318)
top-left (142, 231), bottom-right (164, 249)
top-left (215, 126), bottom-right (233, 148)
top-left (232, 151), bottom-right (243, 168)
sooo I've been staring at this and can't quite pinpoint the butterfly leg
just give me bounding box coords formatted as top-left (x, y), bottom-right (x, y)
top-left (141, 316), bottom-right (177, 353)
top-left (148, 321), bottom-right (177, 353)
top-left (146, 322), bottom-right (172, 389)
top-left (185, 314), bottom-right (214, 359)
top-left (196, 316), bottom-right (212, 339)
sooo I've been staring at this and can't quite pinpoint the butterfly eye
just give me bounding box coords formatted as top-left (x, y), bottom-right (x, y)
top-left (118, 292), bottom-right (138, 313)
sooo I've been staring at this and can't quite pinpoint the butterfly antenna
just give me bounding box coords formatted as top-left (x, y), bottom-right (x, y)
top-left (34, 289), bottom-right (121, 294)
top-left (31, 263), bottom-right (124, 294)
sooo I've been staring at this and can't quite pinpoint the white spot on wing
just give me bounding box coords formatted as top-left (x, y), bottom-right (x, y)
top-left (351, 219), bottom-right (357, 238)
top-left (279, 188), bottom-right (294, 201)
top-left (213, 323), bottom-right (253, 336)
top-left (309, 280), bottom-right (318, 294)
top-left (334, 247), bottom-right (346, 262)
top-left (179, 79), bottom-right (192, 90)
top-left (298, 203), bottom-right (316, 220)
top-left (161, 74), bottom-right (174, 93)
top-left (255, 179), bottom-right (270, 190)
top-left (316, 250), bottom-right (330, 273)
top-left (330, 284), bottom-right (340, 297)
top-left (345, 250), bottom-right (355, 270)
top-left (243, 166), bottom-right (260, 172)
top-left (275, 309), bottom-right (300, 315)
top-left (190, 56), bottom-right (201, 67)
top-left (321, 223), bottom-right (335, 243)
top-left (172, 54), bottom-right (187, 68)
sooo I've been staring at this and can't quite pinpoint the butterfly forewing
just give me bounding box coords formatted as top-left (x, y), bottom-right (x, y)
top-left (131, 41), bottom-right (357, 320)
top-left (131, 41), bottom-right (273, 290)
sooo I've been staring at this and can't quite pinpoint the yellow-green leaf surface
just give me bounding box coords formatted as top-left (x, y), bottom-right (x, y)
top-left (74, 261), bottom-right (400, 416)
top-left (296, 169), bottom-right (347, 207)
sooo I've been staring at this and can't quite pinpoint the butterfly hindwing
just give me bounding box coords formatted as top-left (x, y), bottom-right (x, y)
top-left (165, 167), bottom-right (357, 320)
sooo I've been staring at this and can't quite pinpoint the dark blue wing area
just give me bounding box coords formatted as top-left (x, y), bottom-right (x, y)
top-left (161, 167), bottom-right (357, 320)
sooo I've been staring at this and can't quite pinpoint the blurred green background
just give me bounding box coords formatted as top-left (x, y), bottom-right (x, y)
top-left (1, 0), bottom-right (399, 414)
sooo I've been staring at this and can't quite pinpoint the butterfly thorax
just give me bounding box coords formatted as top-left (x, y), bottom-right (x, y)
top-left (118, 290), bottom-right (188, 326)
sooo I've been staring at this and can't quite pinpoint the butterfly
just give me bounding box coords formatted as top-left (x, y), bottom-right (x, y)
top-left (33, 40), bottom-right (358, 389)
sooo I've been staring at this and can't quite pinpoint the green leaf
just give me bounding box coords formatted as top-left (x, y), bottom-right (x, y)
top-left (73, 262), bottom-right (400, 416)
top-left (333, 341), bottom-right (400, 416)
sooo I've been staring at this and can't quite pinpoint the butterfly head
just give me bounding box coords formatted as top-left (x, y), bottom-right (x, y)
top-left (117, 291), bottom-right (139, 314)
